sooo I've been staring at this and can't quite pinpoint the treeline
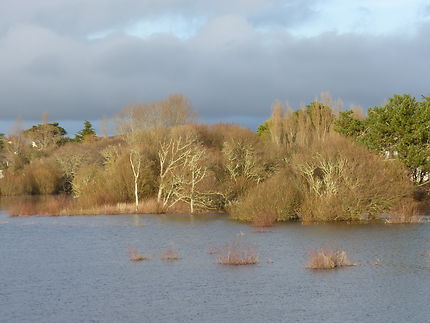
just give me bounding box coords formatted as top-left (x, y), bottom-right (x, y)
top-left (0, 93), bottom-right (428, 223)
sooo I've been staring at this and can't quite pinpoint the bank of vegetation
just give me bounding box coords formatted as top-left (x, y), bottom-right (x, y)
top-left (1, 93), bottom-right (429, 224)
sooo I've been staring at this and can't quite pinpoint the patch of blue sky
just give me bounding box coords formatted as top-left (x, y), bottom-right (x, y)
top-left (281, 0), bottom-right (430, 37)
top-left (86, 15), bottom-right (206, 41)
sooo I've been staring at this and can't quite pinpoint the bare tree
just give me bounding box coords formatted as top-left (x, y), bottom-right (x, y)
top-left (167, 144), bottom-right (215, 213)
top-left (318, 92), bottom-right (344, 115)
top-left (268, 101), bottom-right (284, 146)
top-left (129, 149), bottom-right (142, 210)
top-left (222, 139), bottom-right (266, 184)
top-left (157, 135), bottom-right (197, 208)
top-left (56, 149), bottom-right (88, 192)
top-left (158, 94), bottom-right (196, 127)
top-left (116, 93), bottom-right (195, 135)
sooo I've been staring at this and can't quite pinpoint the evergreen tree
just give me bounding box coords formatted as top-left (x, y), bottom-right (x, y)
top-left (23, 122), bottom-right (67, 150)
top-left (75, 121), bottom-right (96, 142)
top-left (335, 94), bottom-right (430, 183)
top-left (0, 133), bottom-right (4, 151)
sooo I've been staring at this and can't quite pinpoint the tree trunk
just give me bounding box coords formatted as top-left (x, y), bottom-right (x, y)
top-left (134, 177), bottom-right (139, 211)
top-left (157, 186), bottom-right (163, 203)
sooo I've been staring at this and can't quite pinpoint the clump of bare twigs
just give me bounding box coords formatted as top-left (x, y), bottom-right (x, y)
top-left (306, 249), bottom-right (355, 269)
top-left (128, 247), bottom-right (150, 261)
top-left (217, 241), bottom-right (259, 265)
top-left (160, 247), bottom-right (181, 261)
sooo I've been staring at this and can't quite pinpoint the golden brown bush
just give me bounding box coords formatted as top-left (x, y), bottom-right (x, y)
top-left (230, 134), bottom-right (413, 223)
top-left (31, 160), bottom-right (62, 194)
top-left (229, 168), bottom-right (304, 224)
top-left (293, 134), bottom-right (413, 222)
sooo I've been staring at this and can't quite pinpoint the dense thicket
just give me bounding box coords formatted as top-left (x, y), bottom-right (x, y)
top-left (0, 93), bottom-right (424, 222)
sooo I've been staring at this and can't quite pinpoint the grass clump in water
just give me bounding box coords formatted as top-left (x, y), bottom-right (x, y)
top-left (217, 241), bottom-right (259, 266)
top-left (128, 247), bottom-right (150, 261)
top-left (306, 249), bottom-right (354, 270)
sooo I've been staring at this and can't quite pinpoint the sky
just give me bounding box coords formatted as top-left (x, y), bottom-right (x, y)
top-left (0, 0), bottom-right (429, 135)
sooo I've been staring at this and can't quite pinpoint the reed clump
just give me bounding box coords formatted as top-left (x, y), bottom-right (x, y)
top-left (160, 247), bottom-right (181, 261)
top-left (128, 247), bottom-right (150, 261)
top-left (385, 198), bottom-right (426, 224)
top-left (306, 249), bottom-right (353, 269)
top-left (217, 241), bottom-right (259, 265)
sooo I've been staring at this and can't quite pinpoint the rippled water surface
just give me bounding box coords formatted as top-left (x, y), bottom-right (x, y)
top-left (1, 210), bottom-right (430, 322)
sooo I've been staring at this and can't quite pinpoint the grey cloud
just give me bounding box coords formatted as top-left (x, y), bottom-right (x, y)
top-left (249, 0), bottom-right (318, 28)
top-left (0, 0), bottom-right (286, 37)
top-left (0, 10), bottom-right (429, 128)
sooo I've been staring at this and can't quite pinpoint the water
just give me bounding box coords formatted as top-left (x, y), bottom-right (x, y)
top-left (1, 211), bottom-right (430, 322)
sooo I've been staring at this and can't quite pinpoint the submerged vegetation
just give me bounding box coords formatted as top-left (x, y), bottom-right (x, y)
top-left (1, 92), bottom-right (429, 223)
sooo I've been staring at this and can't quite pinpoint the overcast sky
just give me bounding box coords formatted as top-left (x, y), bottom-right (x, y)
top-left (0, 0), bottom-right (429, 134)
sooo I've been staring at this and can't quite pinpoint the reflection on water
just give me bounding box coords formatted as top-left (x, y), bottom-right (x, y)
top-left (1, 210), bottom-right (430, 322)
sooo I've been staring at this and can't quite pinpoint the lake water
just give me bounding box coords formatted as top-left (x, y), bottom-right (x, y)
top-left (1, 210), bottom-right (430, 322)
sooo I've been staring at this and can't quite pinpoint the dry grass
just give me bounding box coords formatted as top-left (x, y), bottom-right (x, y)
top-left (160, 247), bottom-right (181, 261)
top-left (8, 198), bottom-right (163, 217)
top-left (217, 241), bottom-right (259, 265)
top-left (385, 214), bottom-right (426, 224)
top-left (8, 196), bottom-right (71, 217)
top-left (306, 249), bottom-right (354, 270)
top-left (128, 247), bottom-right (150, 261)
top-left (385, 198), bottom-right (425, 224)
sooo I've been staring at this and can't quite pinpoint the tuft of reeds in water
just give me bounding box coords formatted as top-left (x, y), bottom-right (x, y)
top-left (385, 214), bottom-right (425, 224)
top-left (306, 249), bottom-right (354, 270)
top-left (217, 241), bottom-right (259, 266)
top-left (160, 247), bottom-right (181, 261)
top-left (385, 199), bottom-right (426, 224)
top-left (128, 247), bottom-right (150, 262)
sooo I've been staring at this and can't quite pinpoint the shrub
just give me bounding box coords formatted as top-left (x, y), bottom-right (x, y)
top-left (0, 169), bottom-right (34, 196)
top-left (232, 134), bottom-right (414, 223)
top-left (229, 168), bottom-right (303, 224)
top-left (31, 162), bottom-right (62, 194)
top-left (294, 134), bottom-right (413, 222)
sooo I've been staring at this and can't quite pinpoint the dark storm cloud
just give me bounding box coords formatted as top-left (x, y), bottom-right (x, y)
top-left (0, 1), bottom-right (429, 127)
